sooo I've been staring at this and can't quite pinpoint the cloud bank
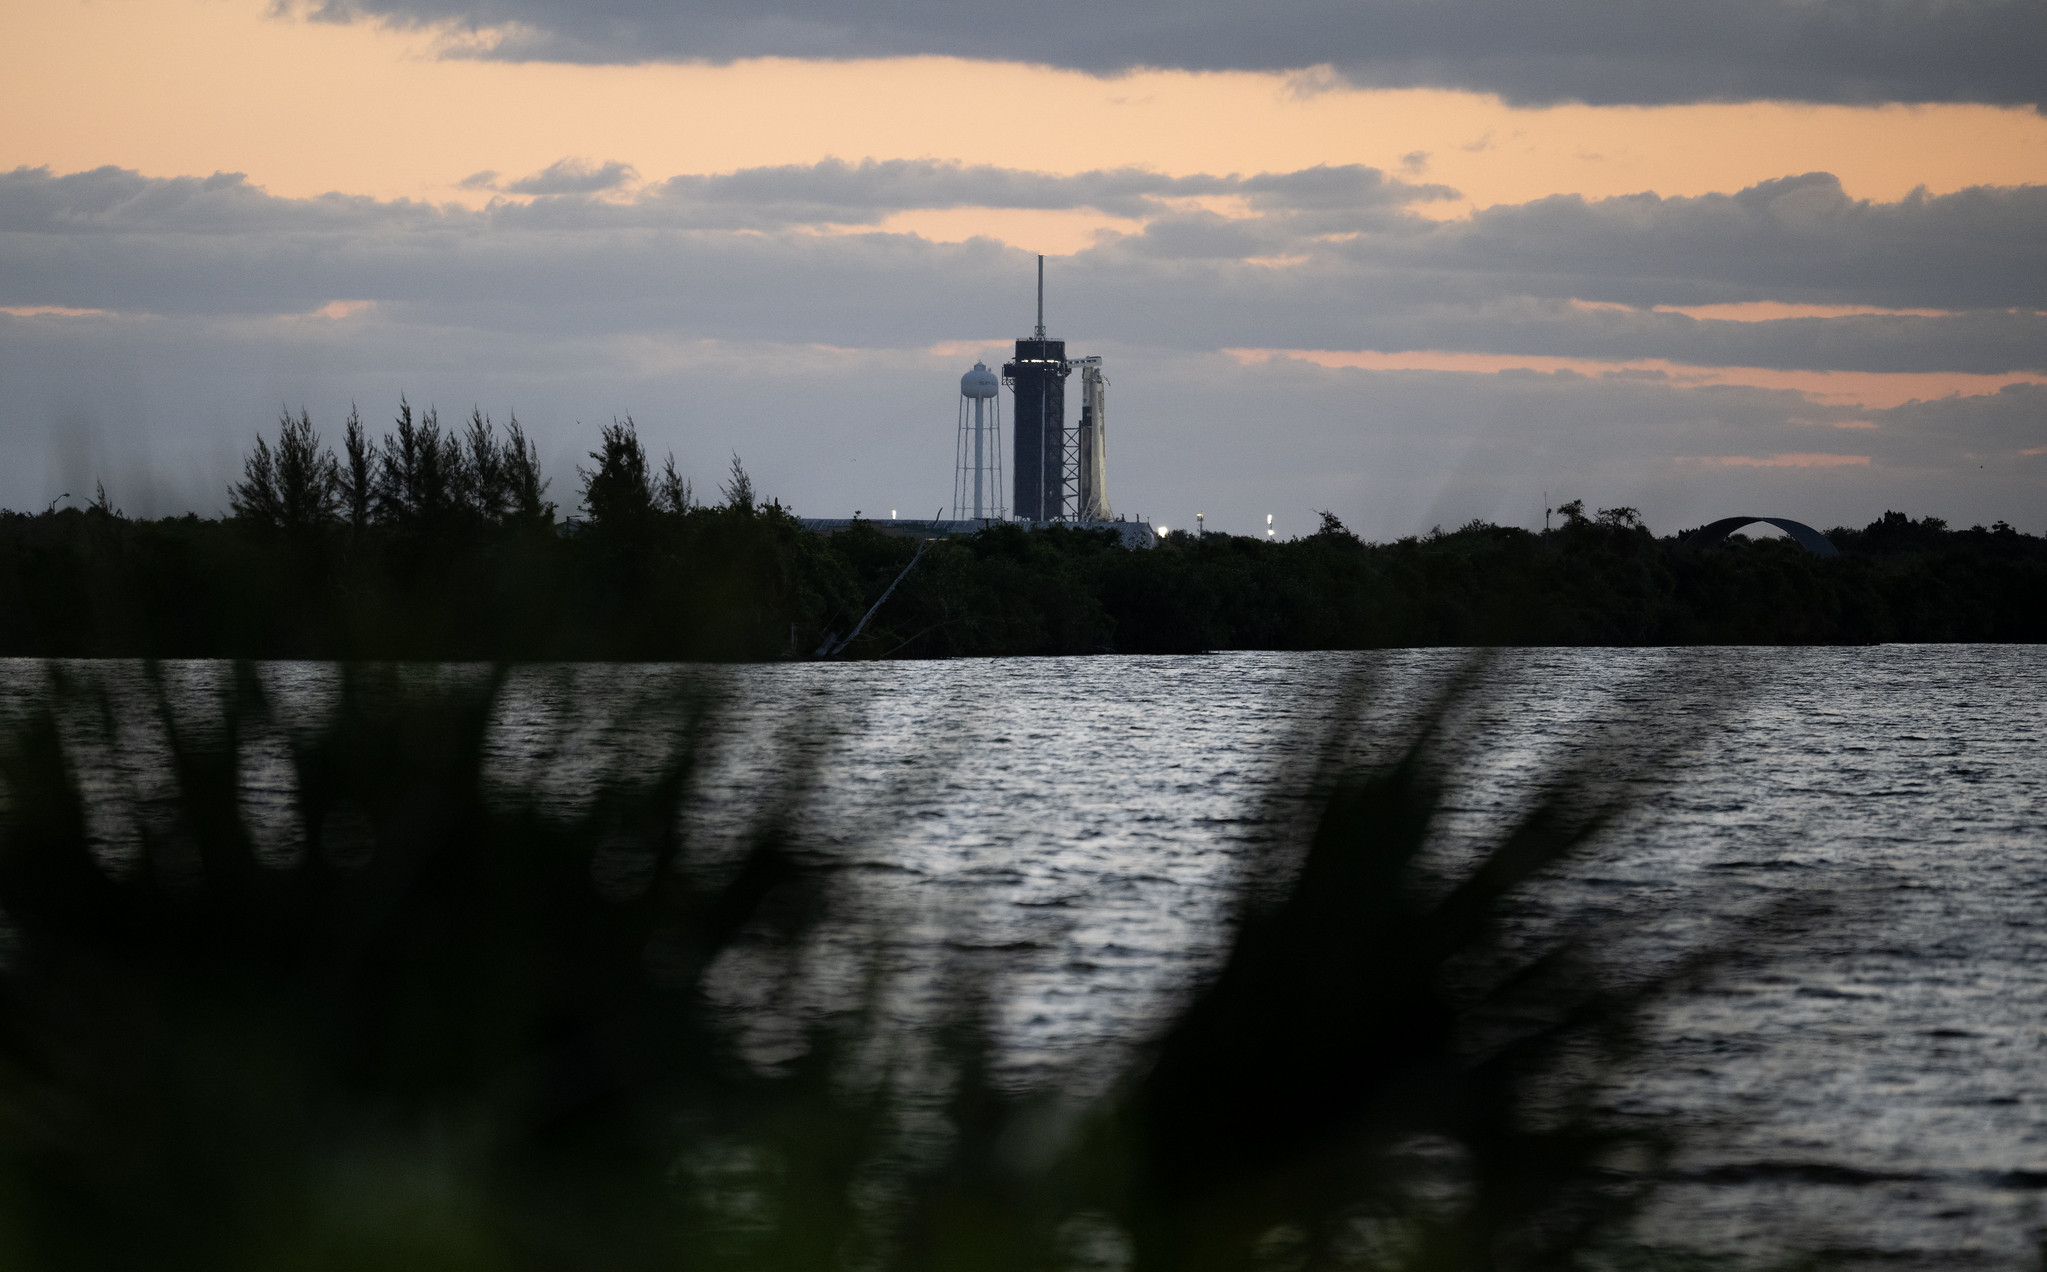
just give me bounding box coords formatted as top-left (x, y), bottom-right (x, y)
top-left (4, 163), bottom-right (2042, 373)
top-left (291, 0), bottom-right (2047, 108)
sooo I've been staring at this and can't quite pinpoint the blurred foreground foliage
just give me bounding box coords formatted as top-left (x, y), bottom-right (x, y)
top-left (0, 663), bottom-right (1720, 1270)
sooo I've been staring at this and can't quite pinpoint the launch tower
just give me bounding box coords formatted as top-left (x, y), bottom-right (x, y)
top-left (1003, 256), bottom-right (1070, 521)
top-left (1003, 256), bottom-right (1110, 521)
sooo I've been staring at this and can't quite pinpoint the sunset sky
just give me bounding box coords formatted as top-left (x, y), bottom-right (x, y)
top-left (3, 0), bottom-right (2044, 536)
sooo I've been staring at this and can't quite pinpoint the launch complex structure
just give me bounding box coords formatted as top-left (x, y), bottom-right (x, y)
top-left (1002, 255), bottom-right (1112, 524)
top-left (808, 256), bottom-right (1152, 550)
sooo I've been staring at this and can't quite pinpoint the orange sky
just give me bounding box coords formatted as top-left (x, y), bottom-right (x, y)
top-left (5, 0), bottom-right (2046, 236)
top-left (1227, 349), bottom-right (2047, 410)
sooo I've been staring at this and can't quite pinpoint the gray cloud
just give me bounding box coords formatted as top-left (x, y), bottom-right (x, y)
top-left (503, 158), bottom-right (639, 195)
top-left (638, 159), bottom-right (1456, 228)
top-left (3, 163), bottom-right (2044, 376)
top-left (1398, 173), bottom-right (2047, 311)
top-left (293, 0), bottom-right (2047, 108)
top-left (0, 167), bottom-right (439, 235)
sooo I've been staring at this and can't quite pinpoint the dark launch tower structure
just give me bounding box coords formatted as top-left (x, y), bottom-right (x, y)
top-left (1003, 256), bottom-right (1072, 522)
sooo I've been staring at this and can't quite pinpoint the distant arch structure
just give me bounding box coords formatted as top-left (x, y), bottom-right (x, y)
top-left (1685, 516), bottom-right (1839, 557)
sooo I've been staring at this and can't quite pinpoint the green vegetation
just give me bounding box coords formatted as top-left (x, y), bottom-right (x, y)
top-left (2, 406), bottom-right (2040, 658)
top-left (0, 660), bottom-right (1742, 1269)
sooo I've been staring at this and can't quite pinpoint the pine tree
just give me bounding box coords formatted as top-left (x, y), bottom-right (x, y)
top-left (230, 436), bottom-right (282, 526)
top-left (579, 417), bottom-right (654, 529)
top-left (275, 409), bottom-right (340, 528)
top-left (658, 453), bottom-right (692, 515)
top-left (465, 408), bottom-right (507, 522)
top-left (502, 413), bottom-right (554, 526)
top-left (719, 452), bottom-right (754, 514)
top-left (342, 405), bottom-right (375, 532)
top-left (232, 408), bottom-right (338, 529)
top-left (377, 399), bottom-right (465, 528)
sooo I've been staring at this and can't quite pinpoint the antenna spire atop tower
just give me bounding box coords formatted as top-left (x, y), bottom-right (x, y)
top-left (1034, 254), bottom-right (1046, 340)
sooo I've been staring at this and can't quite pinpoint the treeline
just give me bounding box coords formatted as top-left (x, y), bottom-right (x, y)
top-left (826, 502), bottom-right (2047, 653)
top-left (1, 406), bottom-right (2043, 658)
top-left (1, 405), bottom-right (844, 660)
top-left (229, 403), bottom-right (554, 532)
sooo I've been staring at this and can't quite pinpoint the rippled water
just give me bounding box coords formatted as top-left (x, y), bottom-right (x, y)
top-left (4, 648), bottom-right (2044, 1268)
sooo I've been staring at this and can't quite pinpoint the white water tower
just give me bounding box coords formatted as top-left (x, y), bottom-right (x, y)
top-left (953, 361), bottom-right (1004, 520)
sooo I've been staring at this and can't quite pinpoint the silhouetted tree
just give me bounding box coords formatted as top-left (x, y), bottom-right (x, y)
top-left (341, 405), bottom-right (374, 533)
top-left (720, 452), bottom-right (755, 513)
top-left (502, 413), bottom-right (553, 526)
top-left (580, 417), bottom-right (654, 528)
top-left (231, 408), bottom-right (339, 530)
top-left (1310, 510), bottom-right (1359, 544)
top-left (659, 453), bottom-right (693, 515)
top-left (1853, 509), bottom-right (1951, 553)
top-left (464, 408), bottom-right (508, 522)
top-left (376, 398), bottom-right (465, 528)
top-left (230, 438), bottom-right (280, 525)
